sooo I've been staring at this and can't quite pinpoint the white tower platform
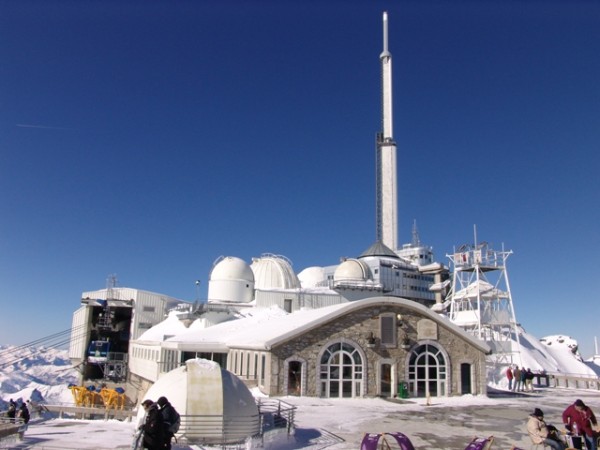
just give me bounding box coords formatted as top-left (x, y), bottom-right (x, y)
top-left (446, 240), bottom-right (522, 366)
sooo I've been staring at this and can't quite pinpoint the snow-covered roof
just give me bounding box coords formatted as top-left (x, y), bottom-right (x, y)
top-left (137, 311), bottom-right (188, 342)
top-left (163, 297), bottom-right (491, 354)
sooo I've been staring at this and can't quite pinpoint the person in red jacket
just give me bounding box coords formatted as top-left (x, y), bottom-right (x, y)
top-left (506, 366), bottom-right (514, 391)
top-left (562, 399), bottom-right (598, 450)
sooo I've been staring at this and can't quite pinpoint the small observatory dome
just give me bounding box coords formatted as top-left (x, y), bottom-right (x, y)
top-left (298, 266), bottom-right (327, 289)
top-left (138, 358), bottom-right (259, 445)
top-left (334, 258), bottom-right (372, 284)
top-left (207, 256), bottom-right (255, 303)
top-left (250, 254), bottom-right (300, 290)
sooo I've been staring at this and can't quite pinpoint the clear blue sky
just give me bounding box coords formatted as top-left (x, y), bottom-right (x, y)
top-left (1, 0), bottom-right (598, 358)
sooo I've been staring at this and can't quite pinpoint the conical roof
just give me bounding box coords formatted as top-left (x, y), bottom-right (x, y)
top-left (359, 241), bottom-right (399, 258)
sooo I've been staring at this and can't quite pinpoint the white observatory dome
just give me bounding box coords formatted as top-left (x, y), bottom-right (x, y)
top-left (334, 258), bottom-right (372, 283)
top-left (298, 266), bottom-right (327, 289)
top-left (250, 254), bottom-right (300, 290)
top-left (138, 358), bottom-right (259, 445)
top-left (207, 256), bottom-right (255, 303)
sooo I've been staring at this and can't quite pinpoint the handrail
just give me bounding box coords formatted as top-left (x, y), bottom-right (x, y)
top-left (545, 372), bottom-right (600, 390)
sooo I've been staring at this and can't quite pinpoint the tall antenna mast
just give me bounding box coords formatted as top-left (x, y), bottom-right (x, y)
top-left (375, 11), bottom-right (398, 251)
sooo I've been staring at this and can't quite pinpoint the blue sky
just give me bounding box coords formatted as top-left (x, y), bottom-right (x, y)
top-left (1, 0), bottom-right (598, 358)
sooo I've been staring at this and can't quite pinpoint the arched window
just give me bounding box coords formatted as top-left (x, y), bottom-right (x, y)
top-left (319, 342), bottom-right (363, 398)
top-left (407, 343), bottom-right (447, 397)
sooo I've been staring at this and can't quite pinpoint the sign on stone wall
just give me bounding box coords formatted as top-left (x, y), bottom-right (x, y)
top-left (417, 319), bottom-right (438, 340)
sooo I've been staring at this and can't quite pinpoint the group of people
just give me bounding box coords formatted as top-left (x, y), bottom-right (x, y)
top-left (506, 366), bottom-right (537, 392)
top-left (138, 396), bottom-right (180, 450)
top-left (527, 399), bottom-right (598, 450)
top-left (5, 399), bottom-right (30, 425)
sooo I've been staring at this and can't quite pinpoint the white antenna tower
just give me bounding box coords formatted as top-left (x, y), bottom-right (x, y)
top-left (106, 274), bottom-right (118, 300)
top-left (446, 231), bottom-right (522, 367)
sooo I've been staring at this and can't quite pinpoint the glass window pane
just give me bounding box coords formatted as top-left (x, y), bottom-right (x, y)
top-left (343, 366), bottom-right (352, 379)
top-left (330, 381), bottom-right (339, 398)
top-left (342, 381), bottom-right (352, 398)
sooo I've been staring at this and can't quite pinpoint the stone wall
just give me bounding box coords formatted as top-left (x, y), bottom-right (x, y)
top-left (268, 303), bottom-right (487, 397)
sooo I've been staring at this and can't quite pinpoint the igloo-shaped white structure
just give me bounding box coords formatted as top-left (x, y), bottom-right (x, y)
top-left (139, 358), bottom-right (259, 445)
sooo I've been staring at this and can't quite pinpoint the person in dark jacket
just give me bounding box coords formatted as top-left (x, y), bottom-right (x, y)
top-left (17, 402), bottom-right (30, 424)
top-left (157, 396), bottom-right (178, 450)
top-left (7, 399), bottom-right (16, 423)
top-left (141, 400), bottom-right (165, 450)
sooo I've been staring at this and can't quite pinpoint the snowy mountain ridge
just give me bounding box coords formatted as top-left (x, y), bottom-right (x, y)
top-left (0, 345), bottom-right (78, 408)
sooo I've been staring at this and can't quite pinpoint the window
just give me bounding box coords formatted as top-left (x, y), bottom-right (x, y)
top-left (408, 344), bottom-right (448, 397)
top-left (319, 342), bottom-right (363, 398)
top-left (380, 314), bottom-right (396, 346)
top-left (284, 299), bottom-right (292, 313)
top-left (260, 355), bottom-right (266, 385)
top-left (142, 306), bottom-right (155, 312)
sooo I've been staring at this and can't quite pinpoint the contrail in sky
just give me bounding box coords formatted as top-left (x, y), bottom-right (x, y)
top-left (16, 123), bottom-right (73, 130)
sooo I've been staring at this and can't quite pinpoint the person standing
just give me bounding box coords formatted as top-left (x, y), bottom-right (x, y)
top-left (563, 399), bottom-right (598, 450)
top-left (157, 396), bottom-right (180, 450)
top-left (519, 367), bottom-right (527, 392)
top-left (7, 399), bottom-right (16, 423)
top-left (513, 367), bottom-right (522, 392)
top-left (140, 400), bottom-right (165, 450)
top-left (506, 366), bottom-right (514, 391)
top-left (527, 408), bottom-right (566, 450)
top-left (17, 402), bottom-right (30, 425)
top-left (525, 368), bottom-right (534, 392)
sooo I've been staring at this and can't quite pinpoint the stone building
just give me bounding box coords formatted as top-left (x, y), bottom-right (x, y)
top-left (163, 297), bottom-right (490, 399)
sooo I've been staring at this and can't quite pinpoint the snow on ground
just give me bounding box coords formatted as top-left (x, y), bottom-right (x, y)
top-left (1, 388), bottom-right (600, 449)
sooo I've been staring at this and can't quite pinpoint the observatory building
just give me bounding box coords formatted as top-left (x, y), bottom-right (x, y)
top-left (69, 12), bottom-right (491, 404)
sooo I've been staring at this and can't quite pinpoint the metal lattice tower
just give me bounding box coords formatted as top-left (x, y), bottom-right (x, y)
top-left (446, 240), bottom-right (522, 366)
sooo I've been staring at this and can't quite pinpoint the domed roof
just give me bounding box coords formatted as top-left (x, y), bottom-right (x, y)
top-left (298, 266), bottom-right (327, 288)
top-left (359, 241), bottom-right (399, 259)
top-left (210, 256), bottom-right (254, 283)
top-left (334, 258), bottom-right (372, 282)
top-left (138, 358), bottom-right (259, 444)
top-left (250, 254), bottom-right (300, 290)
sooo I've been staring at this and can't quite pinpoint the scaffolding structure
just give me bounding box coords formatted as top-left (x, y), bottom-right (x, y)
top-left (446, 240), bottom-right (522, 367)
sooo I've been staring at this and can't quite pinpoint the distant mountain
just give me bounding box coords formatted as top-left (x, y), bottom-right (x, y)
top-left (0, 345), bottom-right (78, 408)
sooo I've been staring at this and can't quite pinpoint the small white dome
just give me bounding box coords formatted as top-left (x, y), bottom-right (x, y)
top-left (334, 258), bottom-right (371, 283)
top-left (138, 358), bottom-right (259, 444)
top-left (208, 256), bottom-right (255, 303)
top-left (210, 256), bottom-right (254, 283)
top-left (298, 266), bottom-right (327, 288)
top-left (251, 254), bottom-right (300, 290)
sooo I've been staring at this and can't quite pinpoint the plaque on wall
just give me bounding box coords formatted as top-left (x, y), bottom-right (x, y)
top-left (417, 319), bottom-right (438, 340)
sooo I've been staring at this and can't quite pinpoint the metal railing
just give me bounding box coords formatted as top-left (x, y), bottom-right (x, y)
top-left (175, 398), bottom-right (297, 447)
top-left (546, 372), bottom-right (600, 390)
